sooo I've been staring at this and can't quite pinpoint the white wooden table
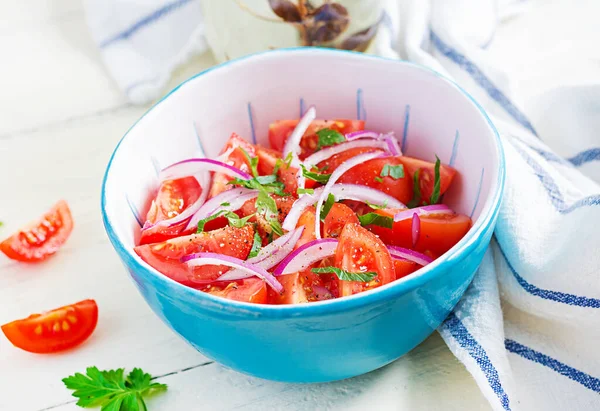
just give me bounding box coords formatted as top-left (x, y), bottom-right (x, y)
top-left (1, 1), bottom-right (598, 410)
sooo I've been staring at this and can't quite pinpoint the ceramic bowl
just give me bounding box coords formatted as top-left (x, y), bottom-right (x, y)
top-left (101, 48), bottom-right (504, 383)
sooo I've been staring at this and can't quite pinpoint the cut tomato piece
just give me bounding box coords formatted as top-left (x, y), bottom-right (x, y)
top-left (209, 133), bottom-right (256, 198)
top-left (367, 208), bottom-right (472, 255)
top-left (139, 176), bottom-right (202, 245)
top-left (204, 278), bottom-right (268, 304)
top-left (0, 200), bottom-right (73, 262)
top-left (400, 156), bottom-right (457, 203)
top-left (134, 225), bottom-right (254, 285)
top-left (323, 203), bottom-right (359, 238)
top-left (268, 269), bottom-right (328, 304)
top-left (393, 259), bottom-right (420, 280)
top-left (255, 145), bottom-right (299, 195)
top-left (335, 223), bottom-right (395, 297)
top-left (269, 119), bottom-right (365, 158)
top-left (295, 206), bottom-right (317, 248)
top-left (1, 299), bottom-right (98, 353)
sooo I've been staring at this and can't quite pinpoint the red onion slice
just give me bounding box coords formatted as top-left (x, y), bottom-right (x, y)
top-left (314, 151), bottom-right (385, 239)
top-left (217, 227), bottom-right (304, 281)
top-left (182, 252), bottom-right (283, 293)
top-left (159, 158), bottom-right (252, 181)
top-left (382, 135), bottom-right (402, 156)
top-left (281, 184), bottom-right (405, 231)
top-left (185, 187), bottom-right (259, 231)
top-left (412, 213), bottom-right (421, 247)
top-left (387, 245), bottom-right (433, 266)
top-left (303, 139), bottom-right (388, 167)
top-left (273, 238), bottom-right (339, 276)
top-left (393, 204), bottom-right (454, 222)
top-left (345, 130), bottom-right (381, 140)
top-left (283, 106), bottom-right (316, 156)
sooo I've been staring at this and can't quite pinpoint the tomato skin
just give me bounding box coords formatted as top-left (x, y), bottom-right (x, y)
top-left (139, 176), bottom-right (202, 245)
top-left (393, 259), bottom-right (420, 280)
top-left (268, 269), bottom-right (327, 304)
top-left (295, 206), bottom-right (317, 248)
top-left (335, 223), bottom-right (395, 297)
top-left (209, 134), bottom-right (256, 198)
top-left (323, 203), bottom-right (359, 238)
top-left (368, 208), bottom-right (472, 255)
top-left (268, 119), bottom-right (365, 158)
top-left (134, 225), bottom-right (254, 285)
top-left (204, 278), bottom-right (268, 304)
top-left (0, 200), bottom-right (73, 262)
top-left (400, 156), bottom-right (457, 203)
top-left (1, 299), bottom-right (98, 353)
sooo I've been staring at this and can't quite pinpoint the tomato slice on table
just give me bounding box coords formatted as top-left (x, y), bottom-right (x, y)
top-left (268, 269), bottom-right (329, 304)
top-left (334, 223), bottom-right (395, 297)
top-left (0, 200), bottom-right (73, 262)
top-left (400, 156), bottom-right (457, 203)
top-left (269, 119), bottom-right (365, 158)
top-left (139, 176), bottom-right (202, 245)
top-left (1, 299), bottom-right (98, 354)
top-left (203, 278), bottom-right (268, 304)
top-left (134, 225), bottom-right (254, 286)
top-left (323, 203), bottom-right (359, 238)
top-left (367, 208), bottom-right (472, 255)
top-left (209, 133), bottom-right (256, 198)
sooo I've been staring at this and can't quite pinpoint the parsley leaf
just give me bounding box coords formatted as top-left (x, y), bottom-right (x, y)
top-left (380, 164), bottom-right (405, 179)
top-left (429, 156), bottom-right (442, 204)
top-left (220, 202), bottom-right (231, 207)
top-left (366, 200), bottom-right (387, 210)
top-left (407, 168), bottom-right (422, 208)
top-left (248, 231), bottom-right (262, 258)
top-left (374, 176), bottom-right (384, 183)
top-left (311, 267), bottom-right (377, 282)
top-left (239, 147), bottom-right (259, 178)
top-left (297, 188), bottom-right (314, 195)
top-left (316, 128), bottom-right (345, 150)
top-left (301, 164), bottom-right (332, 184)
top-left (320, 193), bottom-right (336, 221)
top-left (357, 212), bottom-right (394, 228)
top-left (197, 210), bottom-right (254, 233)
top-left (62, 366), bottom-right (167, 410)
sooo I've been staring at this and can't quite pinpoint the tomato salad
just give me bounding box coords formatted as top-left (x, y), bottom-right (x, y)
top-left (134, 107), bottom-right (471, 305)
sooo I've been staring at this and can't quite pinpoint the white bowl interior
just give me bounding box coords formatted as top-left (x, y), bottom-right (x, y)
top-left (104, 49), bottom-right (499, 255)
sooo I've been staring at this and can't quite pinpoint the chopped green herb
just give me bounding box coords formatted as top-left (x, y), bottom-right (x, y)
top-left (374, 176), bottom-right (384, 183)
top-left (366, 200), bottom-right (387, 210)
top-left (284, 151), bottom-right (294, 167)
top-left (357, 212), bottom-right (394, 228)
top-left (197, 210), bottom-right (254, 233)
top-left (380, 164), bottom-right (405, 179)
top-left (301, 164), bottom-right (331, 184)
top-left (229, 176), bottom-right (286, 196)
top-left (62, 366), bottom-right (167, 411)
top-left (270, 220), bottom-right (284, 236)
top-left (407, 168), bottom-right (422, 208)
top-left (220, 202), bottom-right (231, 207)
top-left (316, 128), bottom-right (345, 150)
top-left (311, 267), bottom-right (377, 282)
top-left (248, 231), bottom-right (262, 258)
top-left (297, 188), bottom-right (315, 195)
top-left (320, 193), bottom-right (336, 221)
top-left (429, 156), bottom-right (442, 204)
top-left (239, 147), bottom-right (259, 178)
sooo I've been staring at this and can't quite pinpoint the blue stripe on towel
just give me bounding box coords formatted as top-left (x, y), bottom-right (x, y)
top-left (100, 0), bottom-right (194, 48)
top-left (497, 245), bottom-right (600, 308)
top-left (505, 339), bottom-right (600, 393)
top-left (568, 147), bottom-right (600, 166)
top-left (443, 313), bottom-right (512, 410)
top-left (429, 30), bottom-right (538, 137)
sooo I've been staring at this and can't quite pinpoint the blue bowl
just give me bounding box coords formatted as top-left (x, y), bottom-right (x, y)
top-left (101, 48), bottom-right (504, 383)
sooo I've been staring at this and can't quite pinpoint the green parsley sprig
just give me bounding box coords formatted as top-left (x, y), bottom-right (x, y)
top-left (312, 267), bottom-right (377, 282)
top-left (300, 164), bottom-right (331, 184)
top-left (316, 128), bottom-right (345, 150)
top-left (357, 213), bottom-right (394, 229)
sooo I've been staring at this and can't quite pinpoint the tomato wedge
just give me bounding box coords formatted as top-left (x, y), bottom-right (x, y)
top-left (209, 133), bottom-right (256, 197)
top-left (323, 203), bottom-right (359, 238)
top-left (393, 259), bottom-right (420, 280)
top-left (268, 269), bottom-right (328, 304)
top-left (0, 200), bottom-right (73, 262)
top-left (203, 278), bottom-right (268, 304)
top-left (400, 156), bottom-right (457, 203)
top-left (269, 119), bottom-right (365, 158)
top-left (255, 145), bottom-right (300, 195)
top-left (134, 225), bottom-right (254, 285)
top-left (139, 177), bottom-right (202, 245)
top-left (1, 299), bottom-right (98, 353)
top-left (367, 208), bottom-right (472, 255)
top-left (295, 206), bottom-right (318, 248)
top-left (335, 223), bottom-right (395, 297)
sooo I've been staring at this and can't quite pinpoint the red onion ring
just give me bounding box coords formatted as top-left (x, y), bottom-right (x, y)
top-left (273, 238), bottom-right (338, 276)
top-left (314, 151), bottom-right (385, 239)
top-left (182, 252), bottom-right (283, 293)
top-left (345, 130), bottom-right (381, 140)
top-left (382, 135), bottom-right (402, 156)
top-left (283, 106), bottom-right (316, 156)
top-left (387, 245), bottom-right (433, 266)
top-left (185, 187), bottom-right (259, 231)
top-left (393, 204), bottom-right (454, 222)
top-left (159, 158), bottom-right (252, 181)
top-left (412, 213), bottom-right (421, 247)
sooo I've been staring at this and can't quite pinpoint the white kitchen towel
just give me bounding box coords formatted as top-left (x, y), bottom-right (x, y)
top-left (84, 1), bottom-right (600, 410)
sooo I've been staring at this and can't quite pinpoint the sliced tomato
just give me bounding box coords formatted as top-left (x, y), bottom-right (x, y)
top-left (0, 200), bottom-right (73, 262)
top-left (209, 133), bottom-right (256, 198)
top-left (268, 269), bottom-right (328, 304)
top-left (255, 145), bottom-right (299, 195)
top-left (203, 278), bottom-right (268, 304)
top-left (334, 223), bottom-right (395, 297)
top-left (316, 147), bottom-right (378, 172)
top-left (134, 225), bottom-right (254, 285)
top-left (1, 299), bottom-right (98, 353)
top-left (323, 203), bottom-right (359, 238)
top-left (400, 156), bottom-right (457, 203)
top-left (367, 208), bottom-right (472, 255)
top-left (139, 177), bottom-right (202, 245)
top-left (238, 194), bottom-right (295, 244)
top-left (295, 206), bottom-right (317, 248)
top-left (393, 259), bottom-right (420, 280)
top-left (268, 119), bottom-right (365, 158)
